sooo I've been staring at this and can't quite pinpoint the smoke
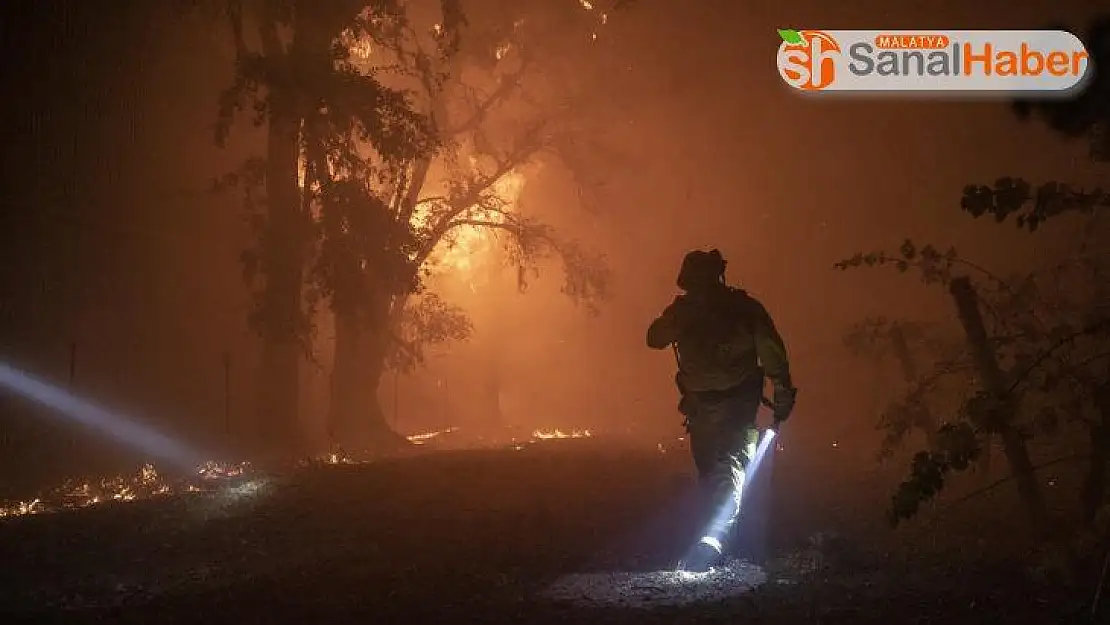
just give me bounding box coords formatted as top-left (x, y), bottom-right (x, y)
top-left (0, 362), bottom-right (204, 470)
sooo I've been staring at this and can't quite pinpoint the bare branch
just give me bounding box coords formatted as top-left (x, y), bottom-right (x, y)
top-left (1005, 317), bottom-right (1110, 396)
top-left (441, 53), bottom-right (531, 136)
top-left (409, 126), bottom-right (547, 268)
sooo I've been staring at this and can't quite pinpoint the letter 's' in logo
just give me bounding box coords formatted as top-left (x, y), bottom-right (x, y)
top-left (776, 29), bottom-right (841, 90)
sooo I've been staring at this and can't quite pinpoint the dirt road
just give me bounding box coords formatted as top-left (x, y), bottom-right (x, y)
top-left (0, 442), bottom-right (1094, 623)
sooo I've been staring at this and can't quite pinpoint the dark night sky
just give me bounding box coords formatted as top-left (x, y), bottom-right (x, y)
top-left (0, 0), bottom-right (1105, 486)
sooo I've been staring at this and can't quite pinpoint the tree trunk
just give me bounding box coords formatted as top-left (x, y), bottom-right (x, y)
top-left (889, 324), bottom-right (939, 449)
top-left (1082, 423), bottom-right (1110, 523)
top-left (1084, 390), bottom-right (1110, 522)
top-left (328, 306), bottom-right (410, 454)
top-left (949, 276), bottom-right (1048, 537)
top-left (254, 87), bottom-right (305, 457)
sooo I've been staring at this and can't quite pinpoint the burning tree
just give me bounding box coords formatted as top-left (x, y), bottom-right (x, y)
top-left (311, 0), bottom-right (625, 451)
top-left (834, 15), bottom-right (1110, 542)
top-left (184, 0), bottom-right (437, 456)
top-left (200, 0), bottom-right (625, 453)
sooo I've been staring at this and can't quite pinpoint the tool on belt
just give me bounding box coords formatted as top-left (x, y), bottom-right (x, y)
top-left (671, 344), bottom-right (773, 430)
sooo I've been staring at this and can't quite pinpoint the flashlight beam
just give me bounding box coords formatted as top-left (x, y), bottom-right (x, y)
top-left (746, 429), bottom-right (777, 480)
top-left (0, 362), bottom-right (204, 469)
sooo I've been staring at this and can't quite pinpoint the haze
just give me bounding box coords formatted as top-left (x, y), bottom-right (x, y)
top-left (0, 0), bottom-right (1103, 491)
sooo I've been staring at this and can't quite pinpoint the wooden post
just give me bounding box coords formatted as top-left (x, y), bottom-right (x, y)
top-left (222, 351), bottom-right (232, 437)
top-left (393, 370), bottom-right (399, 430)
top-left (584, 306), bottom-right (590, 420)
top-left (483, 243), bottom-right (506, 432)
top-left (889, 324), bottom-right (939, 448)
top-left (68, 342), bottom-right (77, 389)
top-left (949, 276), bottom-right (1048, 536)
top-left (888, 323), bottom-right (918, 380)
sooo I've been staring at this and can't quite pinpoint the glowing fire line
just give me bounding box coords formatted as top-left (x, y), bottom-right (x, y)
top-left (531, 428), bottom-right (592, 440)
top-left (2, 425), bottom-right (595, 519)
top-left (0, 461), bottom-right (251, 520)
top-left (406, 427), bottom-right (460, 445)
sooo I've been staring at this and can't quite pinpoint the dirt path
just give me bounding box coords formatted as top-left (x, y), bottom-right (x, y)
top-left (0, 444), bottom-right (1094, 624)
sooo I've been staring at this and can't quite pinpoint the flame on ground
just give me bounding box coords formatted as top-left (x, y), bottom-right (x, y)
top-left (309, 449), bottom-right (371, 466)
top-left (302, 427), bottom-right (462, 467)
top-left (1, 426), bottom-right (599, 519)
top-left (532, 428), bottom-right (593, 440)
top-left (0, 461), bottom-right (253, 520)
top-left (406, 427), bottom-right (460, 445)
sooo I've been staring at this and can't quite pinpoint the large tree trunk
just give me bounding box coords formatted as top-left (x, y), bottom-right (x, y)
top-left (254, 85), bottom-right (305, 457)
top-left (245, 1), bottom-right (410, 458)
top-left (1082, 422), bottom-right (1110, 523)
top-left (328, 304), bottom-right (410, 454)
top-left (1084, 389), bottom-right (1110, 522)
top-left (949, 277), bottom-right (1048, 537)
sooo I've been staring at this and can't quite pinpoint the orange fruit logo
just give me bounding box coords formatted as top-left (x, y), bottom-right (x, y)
top-left (776, 29), bottom-right (841, 91)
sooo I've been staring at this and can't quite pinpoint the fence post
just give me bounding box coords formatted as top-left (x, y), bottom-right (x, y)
top-left (889, 323), bottom-right (939, 448)
top-left (223, 351), bottom-right (231, 438)
top-left (949, 276), bottom-right (1047, 537)
top-left (68, 342), bottom-right (77, 388)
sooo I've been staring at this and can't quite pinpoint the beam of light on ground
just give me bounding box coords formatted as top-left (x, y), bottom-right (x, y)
top-left (542, 557), bottom-right (767, 608)
top-left (543, 428), bottom-right (780, 606)
top-left (687, 427), bottom-right (779, 568)
top-left (544, 431), bottom-right (779, 607)
top-left (0, 362), bottom-right (204, 470)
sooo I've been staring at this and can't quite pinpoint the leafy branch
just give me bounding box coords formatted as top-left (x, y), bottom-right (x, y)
top-left (889, 422), bottom-right (982, 525)
top-left (839, 236), bottom-right (1110, 526)
top-left (961, 178), bottom-right (1110, 232)
top-left (834, 238), bottom-right (1015, 289)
